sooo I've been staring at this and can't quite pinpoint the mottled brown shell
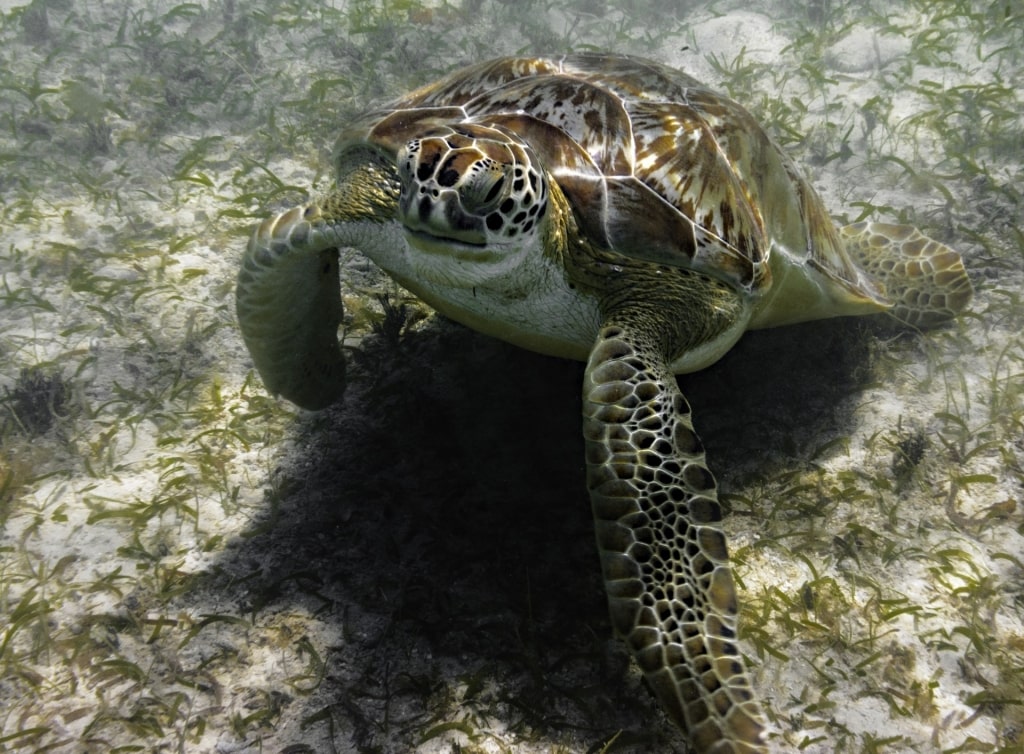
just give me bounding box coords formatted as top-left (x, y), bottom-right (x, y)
top-left (334, 53), bottom-right (881, 299)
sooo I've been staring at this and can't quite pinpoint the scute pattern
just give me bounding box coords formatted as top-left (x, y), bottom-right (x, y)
top-left (363, 52), bottom-right (888, 298)
top-left (463, 77), bottom-right (636, 175)
top-left (628, 100), bottom-right (766, 282)
top-left (583, 321), bottom-right (767, 754)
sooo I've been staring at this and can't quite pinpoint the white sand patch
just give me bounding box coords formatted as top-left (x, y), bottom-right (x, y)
top-left (827, 28), bottom-right (912, 73)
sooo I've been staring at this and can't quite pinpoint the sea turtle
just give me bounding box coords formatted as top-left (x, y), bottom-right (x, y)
top-left (235, 53), bottom-right (972, 752)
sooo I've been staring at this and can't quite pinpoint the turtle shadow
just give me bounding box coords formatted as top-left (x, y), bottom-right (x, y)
top-left (202, 314), bottom-right (876, 753)
top-left (685, 316), bottom-right (877, 481)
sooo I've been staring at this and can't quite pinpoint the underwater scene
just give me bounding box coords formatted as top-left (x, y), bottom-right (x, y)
top-left (0, 0), bottom-right (1021, 752)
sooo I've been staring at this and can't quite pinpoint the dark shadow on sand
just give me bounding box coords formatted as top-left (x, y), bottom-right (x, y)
top-left (197, 313), bottom-right (877, 752)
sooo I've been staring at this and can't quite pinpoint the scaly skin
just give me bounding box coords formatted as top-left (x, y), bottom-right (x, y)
top-left (840, 221), bottom-right (973, 328)
top-left (236, 154), bottom-right (973, 753)
top-left (582, 264), bottom-right (767, 753)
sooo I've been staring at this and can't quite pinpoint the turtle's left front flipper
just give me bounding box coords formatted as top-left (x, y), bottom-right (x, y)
top-left (582, 304), bottom-right (767, 753)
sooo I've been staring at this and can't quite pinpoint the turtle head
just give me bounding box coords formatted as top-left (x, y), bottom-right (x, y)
top-left (395, 124), bottom-right (549, 260)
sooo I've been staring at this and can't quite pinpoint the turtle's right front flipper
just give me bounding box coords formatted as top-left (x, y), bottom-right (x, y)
top-left (236, 207), bottom-right (347, 410)
top-left (582, 310), bottom-right (767, 753)
top-left (235, 152), bottom-right (400, 410)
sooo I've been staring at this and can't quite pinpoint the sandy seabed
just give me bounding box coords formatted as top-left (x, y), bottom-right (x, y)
top-left (0, 1), bottom-right (1021, 753)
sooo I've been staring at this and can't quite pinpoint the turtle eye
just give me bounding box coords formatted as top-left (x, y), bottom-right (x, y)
top-left (482, 174), bottom-right (506, 205)
top-left (459, 157), bottom-right (509, 213)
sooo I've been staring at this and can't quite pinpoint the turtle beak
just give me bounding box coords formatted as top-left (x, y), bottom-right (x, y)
top-left (397, 182), bottom-right (489, 248)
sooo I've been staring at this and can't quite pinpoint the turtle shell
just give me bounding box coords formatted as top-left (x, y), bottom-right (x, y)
top-left (334, 53), bottom-right (883, 302)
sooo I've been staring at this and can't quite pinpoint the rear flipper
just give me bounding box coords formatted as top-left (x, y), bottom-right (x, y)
top-left (840, 221), bottom-right (973, 328)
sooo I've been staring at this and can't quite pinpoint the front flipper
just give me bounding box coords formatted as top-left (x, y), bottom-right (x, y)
top-left (583, 321), bottom-right (766, 753)
top-left (236, 152), bottom-right (400, 411)
top-left (236, 208), bottom-right (347, 411)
